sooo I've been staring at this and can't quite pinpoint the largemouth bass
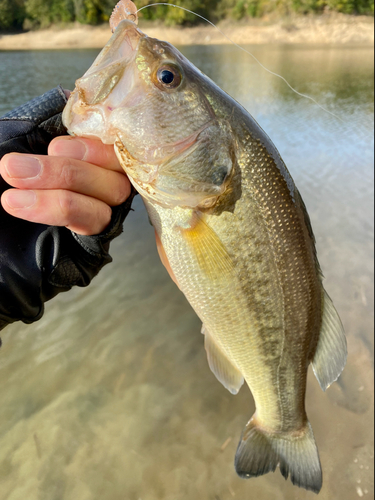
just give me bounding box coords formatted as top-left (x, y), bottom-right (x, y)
top-left (62, 17), bottom-right (347, 494)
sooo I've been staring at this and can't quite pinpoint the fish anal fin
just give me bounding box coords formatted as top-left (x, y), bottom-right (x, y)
top-left (202, 324), bottom-right (244, 395)
top-left (235, 416), bottom-right (322, 494)
top-left (312, 289), bottom-right (347, 391)
top-left (180, 213), bottom-right (233, 280)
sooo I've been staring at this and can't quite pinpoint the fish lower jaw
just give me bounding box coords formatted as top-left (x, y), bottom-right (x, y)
top-left (64, 96), bottom-right (116, 143)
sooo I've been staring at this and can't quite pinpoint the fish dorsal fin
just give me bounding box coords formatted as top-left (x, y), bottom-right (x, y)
top-left (202, 324), bottom-right (244, 395)
top-left (312, 290), bottom-right (347, 391)
top-left (180, 212), bottom-right (233, 280)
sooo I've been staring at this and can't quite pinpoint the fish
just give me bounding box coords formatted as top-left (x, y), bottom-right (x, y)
top-left (62, 14), bottom-right (347, 494)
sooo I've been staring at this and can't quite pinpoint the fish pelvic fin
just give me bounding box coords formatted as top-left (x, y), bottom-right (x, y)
top-left (235, 416), bottom-right (322, 494)
top-left (202, 324), bottom-right (244, 395)
top-left (312, 289), bottom-right (347, 391)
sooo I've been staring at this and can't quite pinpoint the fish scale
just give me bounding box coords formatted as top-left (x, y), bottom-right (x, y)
top-left (145, 118), bottom-right (318, 433)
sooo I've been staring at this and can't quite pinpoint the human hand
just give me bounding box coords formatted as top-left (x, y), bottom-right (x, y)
top-left (0, 136), bottom-right (131, 235)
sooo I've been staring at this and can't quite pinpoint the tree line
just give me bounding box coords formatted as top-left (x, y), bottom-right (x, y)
top-left (0, 0), bottom-right (373, 31)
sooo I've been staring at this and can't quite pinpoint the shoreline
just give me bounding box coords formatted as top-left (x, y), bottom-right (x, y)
top-left (0, 14), bottom-right (373, 50)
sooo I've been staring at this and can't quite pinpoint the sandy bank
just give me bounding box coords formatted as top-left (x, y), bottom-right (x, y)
top-left (0, 14), bottom-right (373, 50)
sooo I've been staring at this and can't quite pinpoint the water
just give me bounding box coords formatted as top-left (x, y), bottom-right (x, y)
top-left (0, 43), bottom-right (373, 500)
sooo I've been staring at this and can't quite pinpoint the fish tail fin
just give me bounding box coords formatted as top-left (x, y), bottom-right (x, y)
top-left (235, 416), bottom-right (322, 494)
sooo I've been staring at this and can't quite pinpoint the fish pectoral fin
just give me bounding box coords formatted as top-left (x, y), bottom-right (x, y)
top-left (180, 212), bottom-right (233, 280)
top-left (312, 289), bottom-right (347, 391)
top-left (202, 324), bottom-right (244, 395)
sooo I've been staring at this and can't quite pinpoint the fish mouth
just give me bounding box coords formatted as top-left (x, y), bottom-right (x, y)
top-left (62, 20), bottom-right (145, 142)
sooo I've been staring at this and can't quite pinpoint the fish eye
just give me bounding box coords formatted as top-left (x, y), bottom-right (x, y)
top-left (160, 69), bottom-right (174, 84)
top-left (156, 65), bottom-right (182, 90)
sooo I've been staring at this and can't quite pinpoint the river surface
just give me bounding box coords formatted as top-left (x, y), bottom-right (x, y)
top-left (0, 43), bottom-right (373, 500)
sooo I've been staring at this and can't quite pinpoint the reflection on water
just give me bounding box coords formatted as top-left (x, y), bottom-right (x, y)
top-left (0, 43), bottom-right (373, 500)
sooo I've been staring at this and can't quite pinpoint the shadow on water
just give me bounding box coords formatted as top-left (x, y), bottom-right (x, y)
top-left (0, 43), bottom-right (373, 500)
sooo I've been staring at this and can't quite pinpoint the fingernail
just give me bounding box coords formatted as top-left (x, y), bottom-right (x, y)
top-left (5, 156), bottom-right (41, 179)
top-left (52, 138), bottom-right (87, 160)
top-left (5, 190), bottom-right (37, 209)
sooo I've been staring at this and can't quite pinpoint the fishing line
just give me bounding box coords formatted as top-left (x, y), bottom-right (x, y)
top-left (137, 2), bottom-right (342, 122)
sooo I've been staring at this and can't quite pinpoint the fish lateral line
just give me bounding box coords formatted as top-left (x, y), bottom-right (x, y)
top-left (136, 2), bottom-right (342, 123)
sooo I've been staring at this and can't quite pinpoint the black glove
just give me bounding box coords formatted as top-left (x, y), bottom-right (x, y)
top-left (0, 86), bottom-right (135, 332)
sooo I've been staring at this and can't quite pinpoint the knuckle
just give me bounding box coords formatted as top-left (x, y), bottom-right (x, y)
top-left (102, 204), bottom-right (113, 227)
top-left (111, 175), bottom-right (130, 206)
top-left (61, 161), bottom-right (78, 189)
top-left (58, 190), bottom-right (76, 223)
top-left (88, 202), bottom-right (112, 235)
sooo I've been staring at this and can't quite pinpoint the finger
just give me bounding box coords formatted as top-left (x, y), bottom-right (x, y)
top-left (48, 136), bottom-right (123, 172)
top-left (0, 153), bottom-right (131, 207)
top-left (1, 189), bottom-right (112, 236)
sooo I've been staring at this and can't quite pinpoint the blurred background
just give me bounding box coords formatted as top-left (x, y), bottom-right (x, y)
top-left (0, 1), bottom-right (374, 500)
top-left (0, 0), bottom-right (373, 30)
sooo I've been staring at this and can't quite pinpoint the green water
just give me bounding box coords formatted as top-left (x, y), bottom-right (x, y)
top-left (0, 43), bottom-right (373, 500)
